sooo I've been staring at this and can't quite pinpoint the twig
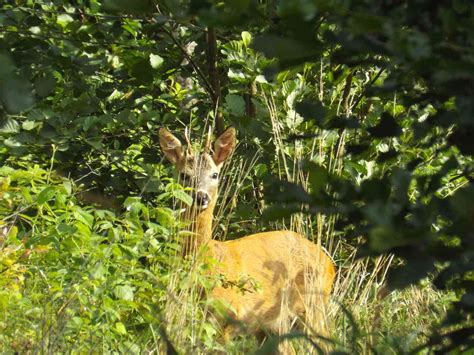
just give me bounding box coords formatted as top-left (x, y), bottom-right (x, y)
top-left (352, 67), bottom-right (385, 110)
top-left (161, 26), bottom-right (215, 100)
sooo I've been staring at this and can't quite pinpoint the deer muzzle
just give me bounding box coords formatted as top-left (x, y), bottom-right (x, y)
top-left (194, 190), bottom-right (210, 209)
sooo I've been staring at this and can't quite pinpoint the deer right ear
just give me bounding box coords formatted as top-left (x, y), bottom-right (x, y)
top-left (213, 127), bottom-right (236, 166)
top-left (159, 128), bottom-right (184, 164)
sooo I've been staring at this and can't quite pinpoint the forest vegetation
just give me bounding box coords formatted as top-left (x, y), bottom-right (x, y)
top-left (0, 0), bottom-right (473, 353)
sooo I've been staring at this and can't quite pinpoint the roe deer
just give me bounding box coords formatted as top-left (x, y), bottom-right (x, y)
top-left (159, 127), bottom-right (336, 338)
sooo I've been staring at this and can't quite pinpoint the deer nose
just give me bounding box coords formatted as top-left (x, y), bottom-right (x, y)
top-left (195, 191), bottom-right (210, 207)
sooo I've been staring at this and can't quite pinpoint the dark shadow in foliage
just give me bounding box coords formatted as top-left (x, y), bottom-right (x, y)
top-left (367, 113), bottom-right (402, 138)
top-left (387, 247), bottom-right (436, 289)
top-left (253, 35), bottom-right (323, 70)
top-left (295, 100), bottom-right (361, 130)
top-left (102, 0), bottom-right (154, 13)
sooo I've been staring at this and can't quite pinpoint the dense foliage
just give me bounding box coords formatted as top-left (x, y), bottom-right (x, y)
top-left (0, 0), bottom-right (472, 353)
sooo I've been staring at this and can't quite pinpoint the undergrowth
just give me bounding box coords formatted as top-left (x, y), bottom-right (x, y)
top-left (0, 130), bottom-right (452, 354)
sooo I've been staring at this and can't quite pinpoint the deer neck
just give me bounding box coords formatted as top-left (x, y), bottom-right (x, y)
top-left (183, 199), bottom-right (216, 255)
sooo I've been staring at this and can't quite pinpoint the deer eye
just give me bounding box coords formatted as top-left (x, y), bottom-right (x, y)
top-left (211, 173), bottom-right (218, 179)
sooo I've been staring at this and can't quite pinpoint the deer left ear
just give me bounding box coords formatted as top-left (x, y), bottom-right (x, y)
top-left (159, 128), bottom-right (184, 164)
top-left (213, 127), bottom-right (236, 166)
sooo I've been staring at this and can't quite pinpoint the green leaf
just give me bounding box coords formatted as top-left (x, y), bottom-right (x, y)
top-left (241, 31), bottom-right (252, 47)
top-left (228, 68), bottom-right (248, 82)
top-left (56, 14), bottom-right (74, 27)
top-left (225, 94), bottom-right (245, 116)
top-left (150, 54), bottom-right (164, 69)
top-left (0, 118), bottom-right (20, 133)
top-left (3, 138), bottom-right (22, 148)
top-left (0, 77), bottom-right (34, 113)
top-left (262, 204), bottom-right (301, 221)
top-left (73, 208), bottom-right (94, 227)
top-left (114, 285), bottom-right (134, 301)
top-left (172, 189), bottom-right (193, 206)
top-left (62, 180), bottom-right (72, 195)
top-left (368, 225), bottom-right (404, 252)
top-left (254, 164), bottom-right (267, 178)
top-left (34, 74), bottom-right (56, 98)
top-left (0, 53), bottom-right (15, 78)
top-left (295, 100), bottom-right (326, 122)
top-left (27, 109), bottom-right (49, 121)
top-left (114, 322), bottom-right (127, 335)
top-left (302, 161), bottom-right (329, 194)
top-left (37, 186), bottom-right (56, 204)
top-left (56, 223), bottom-right (77, 234)
top-left (129, 57), bottom-right (154, 84)
top-left (156, 207), bottom-right (174, 227)
top-left (21, 120), bottom-right (36, 131)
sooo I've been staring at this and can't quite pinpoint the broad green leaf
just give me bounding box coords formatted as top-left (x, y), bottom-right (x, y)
top-left (262, 204), bottom-right (301, 221)
top-left (241, 31), bottom-right (252, 47)
top-left (227, 68), bottom-right (248, 82)
top-left (0, 77), bottom-right (34, 113)
top-left (34, 74), bottom-right (56, 98)
top-left (21, 120), bottom-right (36, 131)
top-left (150, 54), bottom-right (164, 69)
top-left (27, 109), bottom-right (48, 121)
top-left (37, 186), bottom-right (56, 204)
top-left (0, 118), bottom-right (20, 133)
top-left (114, 322), bottom-right (127, 335)
top-left (172, 189), bottom-right (192, 206)
top-left (114, 285), bottom-right (134, 301)
top-left (295, 100), bottom-right (325, 122)
top-left (56, 223), bottom-right (77, 234)
top-left (156, 207), bottom-right (174, 227)
top-left (129, 57), bottom-right (153, 84)
top-left (0, 53), bottom-right (15, 78)
top-left (225, 94), bottom-right (245, 116)
top-left (73, 208), bottom-right (94, 227)
top-left (62, 180), bottom-right (72, 195)
top-left (56, 14), bottom-right (74, 27)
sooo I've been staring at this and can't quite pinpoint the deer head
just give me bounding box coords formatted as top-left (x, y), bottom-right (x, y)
top-left (159, 127), bottom-right (236, 211)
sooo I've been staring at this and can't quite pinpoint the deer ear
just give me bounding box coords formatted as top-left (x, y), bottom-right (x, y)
top-left (213, 127), bottom-right (236, 166)
top-left (159, 128), bottom-right (184, 164)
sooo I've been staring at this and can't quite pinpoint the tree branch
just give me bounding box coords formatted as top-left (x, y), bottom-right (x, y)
top-left (206, 27), bottom-right (224, 135)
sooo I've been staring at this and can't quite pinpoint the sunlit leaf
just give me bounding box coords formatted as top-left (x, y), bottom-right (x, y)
top-left (241, 31), bottom-right (252, 46)
top-left (172, 189), bottom-right (193, 207)
top-left (0, 118), bottom-right (20, 133)
top-left (114, 285), bottom-right (134, 301)
top-left (150, 54), bottom-right (164, 69)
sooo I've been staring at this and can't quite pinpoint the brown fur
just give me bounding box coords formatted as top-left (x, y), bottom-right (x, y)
top-left (159, 127), bottom-right (336, 336)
